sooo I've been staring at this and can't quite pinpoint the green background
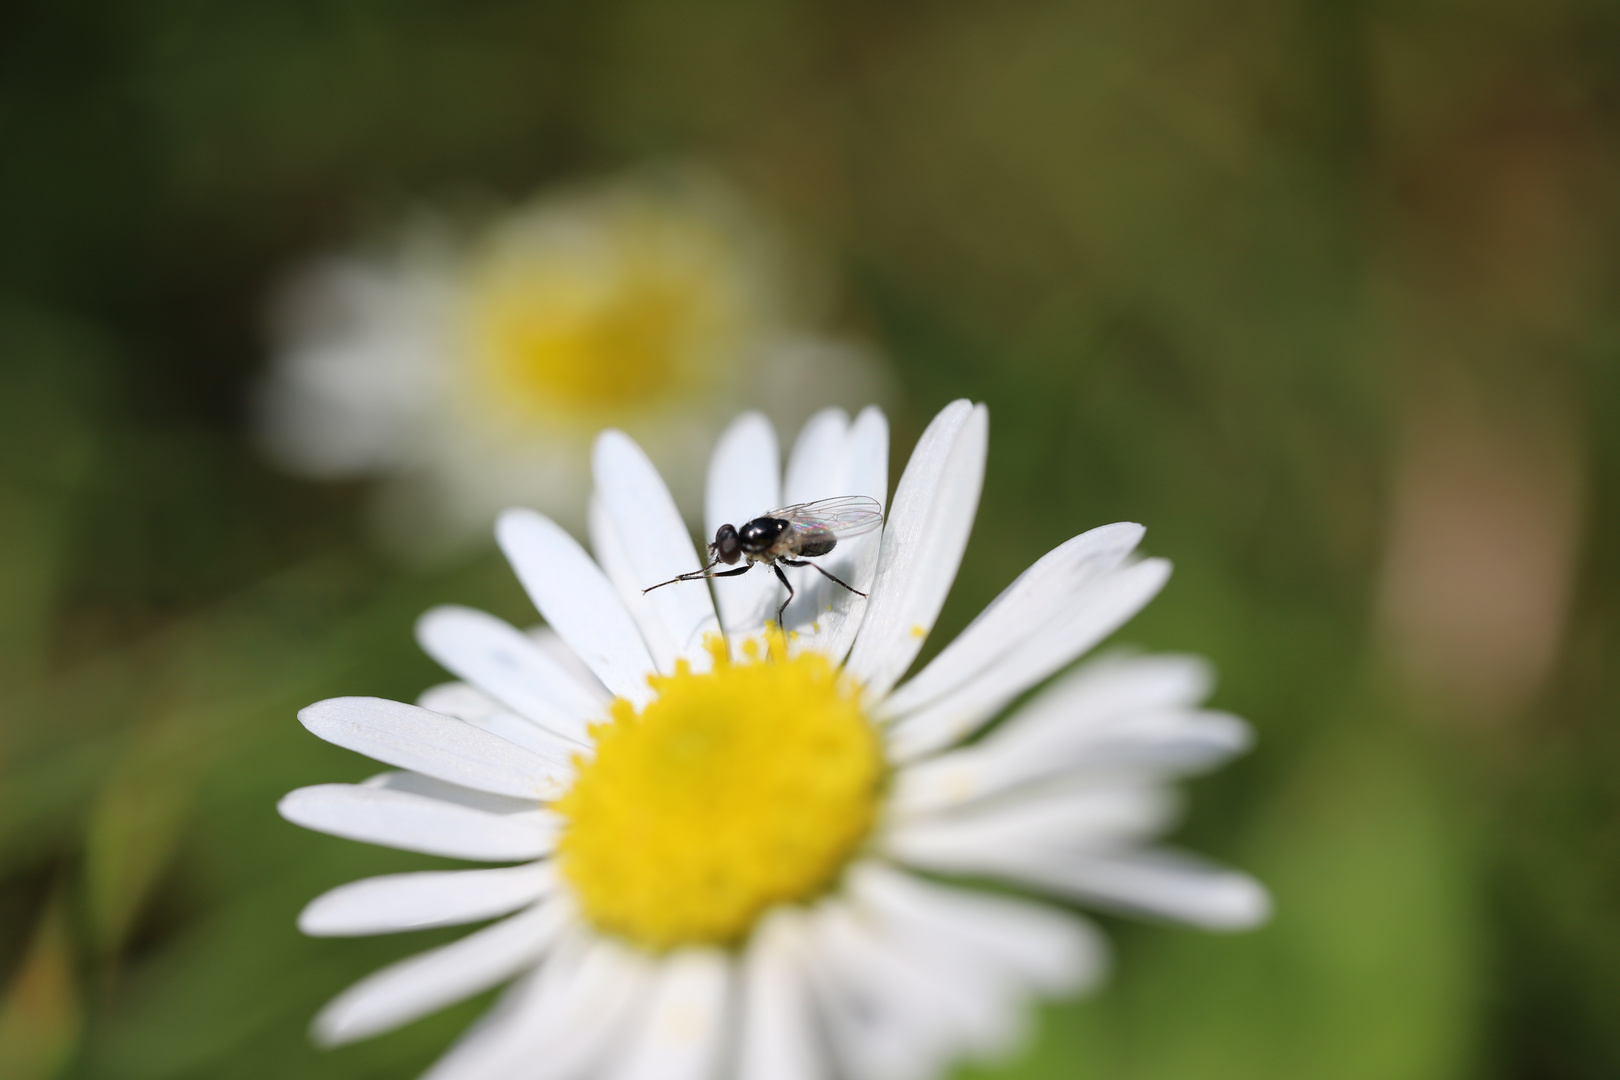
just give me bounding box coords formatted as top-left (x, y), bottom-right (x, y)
top-left (3, 1), bottom-right (1618, 1077)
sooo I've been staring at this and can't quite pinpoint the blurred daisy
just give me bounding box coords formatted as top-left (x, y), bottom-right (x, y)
top-left (256, 170), bottom-right (884, 553)
top-left (280, 400), bottom-right (1268, 1080)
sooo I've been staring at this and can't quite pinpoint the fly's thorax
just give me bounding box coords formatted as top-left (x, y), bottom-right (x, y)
top-left (738, 516), bottom-right (789, 555)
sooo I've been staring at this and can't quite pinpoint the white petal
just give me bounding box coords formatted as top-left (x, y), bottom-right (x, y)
top-left (1021, 651), bottom-right (1214, 719)
top-left (805, 897), bottom-right (1015, 1079)
top-left (278, 783), bottom-right (558, 861)
top-left (844, 401), bottom-right (986, 699)
top-left (298, 696), bottom-right (567, 799)
top-left (593, 429), bottom-right (720, 669)
top-left (825, 896), bottom-right (1028, 1063)
top-left (975, 651), bottom-right (1219, 763)
top-left (417, 682), bottom-right (589, 767)
top-left (422, 931), bottom-right (655, 1080)
top-left (884, 558), bottom-right (1172, 763)
top-left (298, 863), bottom-right (556, 936)
top-left (794, 906), bottom-right (936, 1080)
top-left (844, 862), bottom-right (1106, 996)
top-left (839, 406), bottom-right (891, 508)
top-left (783, 407), bottom-right (850, 505)
top-left (783, 405), bottom-right (890, 661)
top-left (313, 899), bottom-right (572, 1045)
top-left (891, 709), bottom-right (1248, 819)
top-left (417, 606), bottom-right (605, 744)
top-left (497, 508), bottom-right (659, 706)
top-left (361, 770), bottom-right (540, 814)
top-left (591, 493), bottom-right (683, 672)
top-left (888, 653), bottom-right (1242, 819)
top-left (883, 783), bottom-right (1179, 870)
top-left (1008, 849), bottom-right (1273, 930)
top-left (880, 522), bottom-right (1145, 718)
top-left (705, 412), bottom-right (784, 650)
top-left (527, 625), bottom-right (612, 696)
top-left (606, 950), bottom-right (731, 1080)
top-left (416, 969), bottom-right (553, 1080)
top-left (736, 910), bottom-right (825, 1080)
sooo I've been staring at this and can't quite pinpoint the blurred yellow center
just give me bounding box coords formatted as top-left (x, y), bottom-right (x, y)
top-left (555, 632), bottom-right (883, 951)
top-left (466, 206), bottom-right (746, 416)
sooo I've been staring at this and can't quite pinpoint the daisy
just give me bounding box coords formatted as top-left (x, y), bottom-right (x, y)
top-left (280, 400), bottom-right (1269, 1080)
top-left (255, 169), bottom-right (886, 554)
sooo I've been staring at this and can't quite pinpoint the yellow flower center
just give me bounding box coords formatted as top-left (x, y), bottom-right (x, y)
top-left (555, 633), bottom-right (884, 951)
top-left (465, 196), bottom-right (752, 418)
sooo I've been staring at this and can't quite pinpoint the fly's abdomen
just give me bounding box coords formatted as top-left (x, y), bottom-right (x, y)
top-left (795, 528), bottom-right (837, 558)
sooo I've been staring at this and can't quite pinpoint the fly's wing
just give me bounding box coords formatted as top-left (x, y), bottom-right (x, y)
top-left (770, 496), bottom-right (885, 540)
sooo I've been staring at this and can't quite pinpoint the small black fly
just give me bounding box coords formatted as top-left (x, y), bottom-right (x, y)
top-left (644, 496), bottom-right (884, 627)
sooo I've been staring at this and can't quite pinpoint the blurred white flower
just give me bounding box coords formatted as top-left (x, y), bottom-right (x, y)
top-left (256, 171), bottom-right (886, 554)
top-left (280, 401), bottom-right (1268, 1080)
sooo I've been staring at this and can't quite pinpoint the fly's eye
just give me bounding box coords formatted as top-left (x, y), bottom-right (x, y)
top-left (713, 524), bottom-right (742, 564)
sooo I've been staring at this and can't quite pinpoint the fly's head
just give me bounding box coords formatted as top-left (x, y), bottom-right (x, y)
top-left (710, 523), bottom-right (743, 565)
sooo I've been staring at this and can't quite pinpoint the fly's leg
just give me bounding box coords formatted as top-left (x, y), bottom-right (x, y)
top-left (772, 562), bottom-right (795, 628)
top-left (779, 557), bottom-right (867, 599)
top-left (643, 557), bottom-right (747, 594)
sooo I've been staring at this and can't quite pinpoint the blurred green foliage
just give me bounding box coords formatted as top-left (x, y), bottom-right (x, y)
top-left (3, 1), bottom-right (1619, 1078)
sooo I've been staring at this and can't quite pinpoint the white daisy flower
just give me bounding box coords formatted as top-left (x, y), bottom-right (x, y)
top-left (280, 400), bottom-right (1269, 1080)
top-left (256, 170), bottom-right (886, 554)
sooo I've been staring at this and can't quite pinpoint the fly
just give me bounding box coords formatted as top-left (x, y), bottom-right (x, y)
top-left (644, 495), bottom-right (884, 628)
